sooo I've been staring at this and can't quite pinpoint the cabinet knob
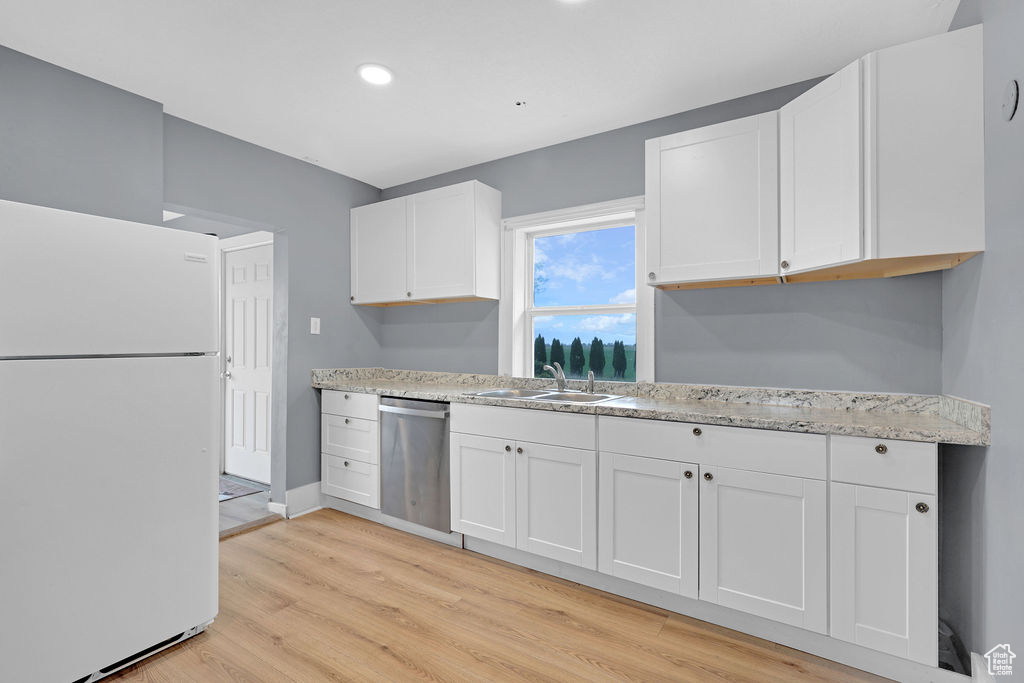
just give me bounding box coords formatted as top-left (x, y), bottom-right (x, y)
top-left (648, 272), bottom-right (656, 280)
top-left (344, 418), bottom-right (350, 424)
top-left (704, 472), bottom-right (713, 481)
top-left (684, 470), bottom-right (693, 479)
top-left (916, 502), bottom-right (929, 514)
top-left (343, 461), bottom-right (350, 467)
top-left (407, 291), bottom-right (412, 297)
top-left (516, 447), bottom-right (523, 454)
top-left (875, 443), bottom-right (888, 454)
top-left (344, 393), bottom-right (350, 399)
top-left (780, 260), bottom-right (790, 270)
top-left (505, 445), bottom-right (512, 452)
top-left (350, 295), bottom-right (355, 301)
top-left (692, 427), bottom-right (702, 436)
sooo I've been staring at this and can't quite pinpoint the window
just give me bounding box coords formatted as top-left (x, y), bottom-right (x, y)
top-left (499, 197), bottom-right (653, 382)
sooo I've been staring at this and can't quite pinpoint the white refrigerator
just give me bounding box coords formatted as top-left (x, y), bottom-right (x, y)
top-left (0, 199), bottom-right (219, 682)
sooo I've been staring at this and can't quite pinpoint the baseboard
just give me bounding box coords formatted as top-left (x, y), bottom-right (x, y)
top-left (266, 501), bottom-right (287, 517)
top-left (464, 537), bottom-right (970, 683)
top-left (322, 495), bottom-right (464, 548)
top-left (281, 482), bottom-right (321, 518)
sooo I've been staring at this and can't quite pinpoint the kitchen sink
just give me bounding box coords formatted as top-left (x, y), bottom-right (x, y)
top-left (473, 388), bottom-right (554, 399)
top-left (531, 392), bottom-right (621, 403)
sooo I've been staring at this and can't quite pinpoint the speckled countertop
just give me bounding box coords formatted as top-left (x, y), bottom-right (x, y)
top-left (311, 368), bottom-right (990, 446)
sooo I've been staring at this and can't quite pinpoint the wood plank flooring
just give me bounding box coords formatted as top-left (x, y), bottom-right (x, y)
top-left (109, 509), bottom-right (887, 682)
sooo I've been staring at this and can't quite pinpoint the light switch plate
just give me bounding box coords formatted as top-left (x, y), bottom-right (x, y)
top-left (310, 317), bottom-right (320, 335)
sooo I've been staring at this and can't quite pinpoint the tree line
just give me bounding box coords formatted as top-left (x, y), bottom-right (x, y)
top-left (534, 334), bottom-right (631, 379)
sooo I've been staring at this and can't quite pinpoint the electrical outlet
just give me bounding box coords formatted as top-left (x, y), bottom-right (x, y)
top-left (310, 317), bottom-right (320, 335)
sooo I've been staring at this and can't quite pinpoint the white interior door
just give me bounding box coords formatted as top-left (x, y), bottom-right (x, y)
top-left (223, 243), bottom-right (273, 484)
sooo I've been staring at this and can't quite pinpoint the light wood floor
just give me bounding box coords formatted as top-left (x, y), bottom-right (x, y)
top-left (110, 509), bottom-right (887, 682)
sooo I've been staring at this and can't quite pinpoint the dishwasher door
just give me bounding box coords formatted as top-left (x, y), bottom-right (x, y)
top-left (379, 397), bottom-right (451, 532)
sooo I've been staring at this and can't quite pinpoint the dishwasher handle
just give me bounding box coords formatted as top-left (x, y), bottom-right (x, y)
top-left (378, 404), bottom-right (449, 420)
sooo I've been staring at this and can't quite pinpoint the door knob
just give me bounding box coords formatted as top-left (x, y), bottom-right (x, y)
top-left (704, 472), bottom-right (713, 481)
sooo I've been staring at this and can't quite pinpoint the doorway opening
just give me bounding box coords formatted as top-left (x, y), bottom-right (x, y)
top-left (218, 230), bottom-right (278, 537)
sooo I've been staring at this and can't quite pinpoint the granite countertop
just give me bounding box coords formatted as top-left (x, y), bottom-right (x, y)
top-left (311, 368), bottom-right (990, 446)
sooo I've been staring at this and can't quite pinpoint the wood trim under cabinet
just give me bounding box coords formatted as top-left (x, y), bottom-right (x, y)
top-left (782, 252), bottom-right (979, 284)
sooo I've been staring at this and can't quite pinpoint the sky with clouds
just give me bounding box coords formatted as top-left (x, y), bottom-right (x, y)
top-left (532, 225), bottom-right (636, 345)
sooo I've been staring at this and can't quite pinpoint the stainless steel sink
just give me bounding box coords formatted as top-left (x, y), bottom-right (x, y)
top-left (473, 388), bottom-right (554, 399)
top-left (530, 392), bottom-right (622, 404)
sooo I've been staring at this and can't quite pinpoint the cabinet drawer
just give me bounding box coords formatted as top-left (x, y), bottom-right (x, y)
top-left (321, 454), bottom-right (379, 508)
top-left (451, 403), bottom-right (595, 450)
top-left (600, 417), bottom-right (826, 479)
top-left (830, 436), bottom-right (937, 494)
top-left (321, 414), bottom-right (378, 465)
top-left (322, 390), bottom-right (378, 420)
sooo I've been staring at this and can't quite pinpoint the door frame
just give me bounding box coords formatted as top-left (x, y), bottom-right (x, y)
top-left (218, 231), bottom-right (275, 479)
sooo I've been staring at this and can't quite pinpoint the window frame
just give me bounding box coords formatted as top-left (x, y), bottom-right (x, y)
top-left (499, 196), bottom-right (654, 382)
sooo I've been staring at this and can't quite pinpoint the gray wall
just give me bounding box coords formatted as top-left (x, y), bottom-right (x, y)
top-left (380, 78), bottom-right (943, 394)
top-left (939, 0), bottom-right (1024, 655)
top-left (0, 46), bottom-right (163, 223)
top-left (163, 116), bottom-right (382, 498)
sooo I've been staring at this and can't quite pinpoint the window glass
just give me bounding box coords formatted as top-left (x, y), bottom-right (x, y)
top-left (532, 313), bottom-right (636, 381)
top-left (533, 225), bottom-right (636, 308)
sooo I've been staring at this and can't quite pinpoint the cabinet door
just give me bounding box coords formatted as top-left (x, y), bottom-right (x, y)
top-left (350, 197), bottom-right (408, 304)
top-left (646, 112), bottom-right (779, 284)
top-left (779, 60), bottom-right (863, 275)
top-left (831, 483), bottom-right (937, 665)
top-left (598, 452), bottom-right (698, 597)
top-left (700, 467), bottom-right (827, 633)
top-left (407, 182), bottom-right (476, 301)
top-left (450, 433), bottom-right (516, 546)
top-left (516, 442), bottom-right (597, 569)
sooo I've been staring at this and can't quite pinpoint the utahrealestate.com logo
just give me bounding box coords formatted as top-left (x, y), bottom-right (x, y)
top-left (985, 644), bottom-right (1016, 677)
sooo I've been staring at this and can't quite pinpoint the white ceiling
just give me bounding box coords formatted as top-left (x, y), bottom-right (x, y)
top-left (0, 0), bottom-right (958, 189)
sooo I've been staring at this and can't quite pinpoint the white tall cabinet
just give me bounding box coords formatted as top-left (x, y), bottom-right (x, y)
top-left (350, 180), bottom-right (501, 305)
top-left (645, 112), bottom-right (779, 287)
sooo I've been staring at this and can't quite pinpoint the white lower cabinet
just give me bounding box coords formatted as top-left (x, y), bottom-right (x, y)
top-left (320, 391), bottom-right (380, 509)
top-left (449, 432), bottom-right (516, 546)
top-left (598, 452), bottom-right (698, 596)
top-left (516, 442), bottom-right (597, 569)
top-left (830, 483), bottom-right (937, 665)
top-left (699, 466), bottom-right (828, 633)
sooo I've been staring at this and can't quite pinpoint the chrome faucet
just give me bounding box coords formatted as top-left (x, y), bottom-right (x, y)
top-left (543, 362), bottom-right (567, 391)
top-left (587, 370), bottom-right (595, 394)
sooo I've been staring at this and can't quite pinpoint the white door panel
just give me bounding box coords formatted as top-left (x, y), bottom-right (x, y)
top-left (0, 356), bottom-right (217, 682)
top-left (700, 466), bottom-right (827, 633)
top-left (223, 244), bottom-right (272, 484)
top-left (831, 483), bottom-right (937, 665)
top-left (0, 199), bottom-right (217, 356)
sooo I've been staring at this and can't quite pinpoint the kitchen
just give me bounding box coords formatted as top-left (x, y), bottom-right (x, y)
top-left (1, 1), bottom-right (1020, 681)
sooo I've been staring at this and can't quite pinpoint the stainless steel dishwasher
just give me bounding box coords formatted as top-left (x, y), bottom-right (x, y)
top-left (378, 396), bottom-right (451, 532)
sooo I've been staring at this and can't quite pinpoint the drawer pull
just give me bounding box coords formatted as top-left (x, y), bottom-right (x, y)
top-left (692, 427), bottom-right (702, 436)
top-left (875, 443), bottom-right (888, 454)
top-left (505, 444), bottom-right (512, 452)
top-left (916, 502), bottom-right (929, 514)
top-left (684, 470), bottom-right (693, 479)
top-left (344, 461), bottom-right (350, 467)
top-left (703, 472), bottom-right (713, 481)
top-left (344, 393), bottom-right (350, 400)
top-left (516, 447), bottom-right (523, 454)
top-left (344, 418), bottom-right (350, 424)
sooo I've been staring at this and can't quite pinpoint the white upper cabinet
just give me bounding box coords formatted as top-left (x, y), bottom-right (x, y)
top-left (779, 60), bottom-right (863, 275)
top-left (646, 112), bottom-right (779, 287)
top-left (351, 196), bottom-right (408, 304)
top-left (350, 180), bottom-right (501, 305)
top-left (780, 25), bottom-right (984, 281)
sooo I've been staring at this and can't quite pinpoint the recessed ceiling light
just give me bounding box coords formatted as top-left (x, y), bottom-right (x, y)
top-left (358, 64), bottom-right (393, 85)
